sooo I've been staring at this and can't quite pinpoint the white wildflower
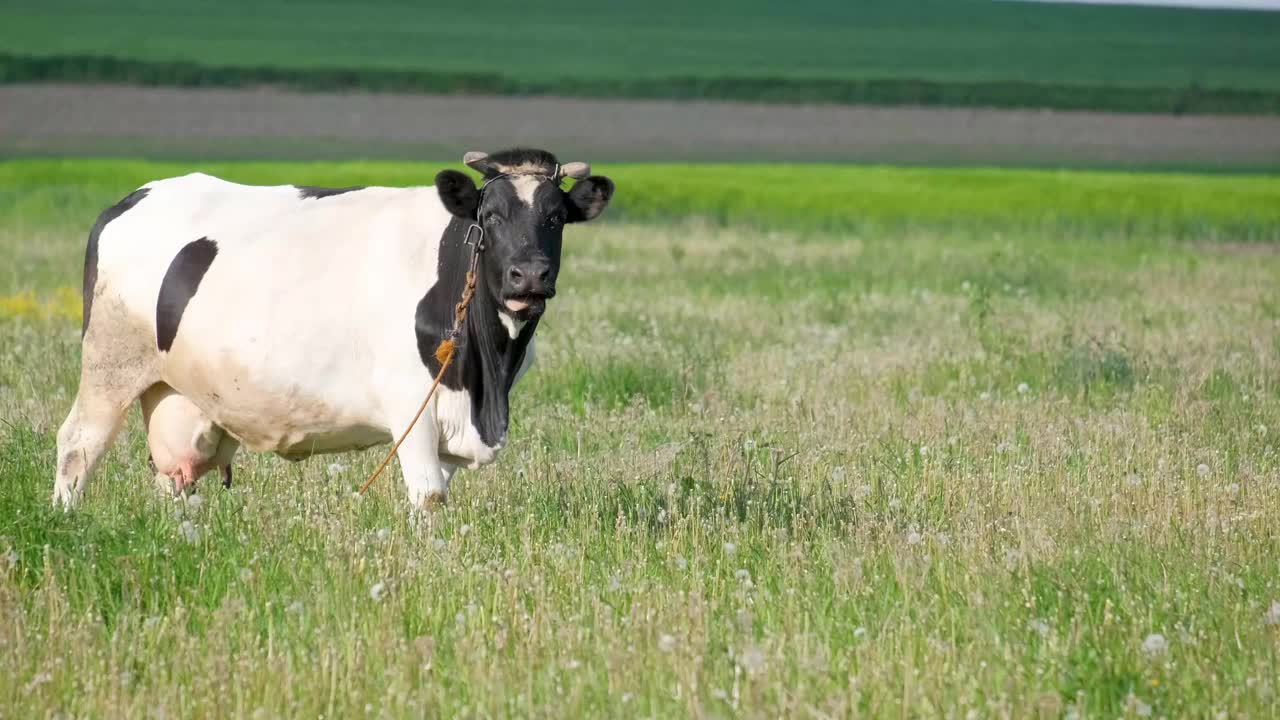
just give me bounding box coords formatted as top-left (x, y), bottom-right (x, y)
top-left (370, 581), bottom-right (387, 602)
top-left (1142, 633), bottom-right (1168, 657)
top-left (658, 634), bottom-right (677, 653)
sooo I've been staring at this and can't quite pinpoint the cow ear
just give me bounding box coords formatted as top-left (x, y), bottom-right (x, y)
top-left (564, 176), bottom-right (614, 223)
top-left (436, 170), bottom-right (479, 218)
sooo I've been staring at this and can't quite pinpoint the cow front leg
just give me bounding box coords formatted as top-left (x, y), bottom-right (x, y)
top-left (391, 415), bottom-right (449, 509)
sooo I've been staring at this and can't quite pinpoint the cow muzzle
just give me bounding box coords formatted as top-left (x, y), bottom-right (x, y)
top-left (503, 262), bottom-right (556, 316)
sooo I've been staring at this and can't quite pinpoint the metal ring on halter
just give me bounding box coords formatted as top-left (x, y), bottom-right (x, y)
top-left (463, 222), bottom-right (484, 250)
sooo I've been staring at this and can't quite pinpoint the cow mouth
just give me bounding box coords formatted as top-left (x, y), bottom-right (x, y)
top-left (503, 295), bottom-right (547, 317)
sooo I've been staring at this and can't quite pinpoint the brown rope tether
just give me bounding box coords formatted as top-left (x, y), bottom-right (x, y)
top-left (358, 232), bottom-right (482, 496)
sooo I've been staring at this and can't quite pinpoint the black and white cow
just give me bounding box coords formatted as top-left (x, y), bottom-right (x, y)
top-left (53, 148), bottom-right (614, 509)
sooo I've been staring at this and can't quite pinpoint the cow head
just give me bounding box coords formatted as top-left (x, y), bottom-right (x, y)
top-left (435, 149), bottom-right (614, 321)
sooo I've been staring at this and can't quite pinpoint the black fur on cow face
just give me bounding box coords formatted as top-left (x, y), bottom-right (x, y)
top-left (434, 149), bottom-right (614, 320)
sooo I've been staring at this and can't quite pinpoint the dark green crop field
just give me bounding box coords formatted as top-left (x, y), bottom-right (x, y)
top-left (3, 0), bottom-right (1280, 112)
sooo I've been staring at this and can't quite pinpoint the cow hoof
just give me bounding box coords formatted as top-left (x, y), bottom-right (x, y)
top-left (419, 491), bottom-right (448, 511)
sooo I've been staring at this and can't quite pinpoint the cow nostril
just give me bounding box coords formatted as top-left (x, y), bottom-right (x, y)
top-left (508, 266), bottom-right (524, 282)
top-left (537, 267), bottom-right (551, 283)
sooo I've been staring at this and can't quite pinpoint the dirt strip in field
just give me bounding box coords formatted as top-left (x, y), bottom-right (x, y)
top-left (2, 84), bottom-right (1279, 168)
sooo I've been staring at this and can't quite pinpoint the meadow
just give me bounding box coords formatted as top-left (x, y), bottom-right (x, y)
top-left (3, 0), bottom-right (1280, 112)
top-left (1, 160), bottom-right (1279, 716)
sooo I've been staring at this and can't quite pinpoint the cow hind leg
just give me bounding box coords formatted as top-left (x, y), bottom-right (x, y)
top-left (53, 389), bottom-right (132, 509)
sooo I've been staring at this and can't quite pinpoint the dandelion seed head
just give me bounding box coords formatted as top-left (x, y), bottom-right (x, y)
top-left (1142, 633), bottom-right (1168, 656)
top-left (1197, 463), bottom-right (1211, 477)
top-left (286, 600), bottom-right (304, 614)
top-left (328, 462), bottom-right (345, 475)
top-left (658, 634), bottom-right (677, 652)
top-left (185, 494), bottom-right (204, 512)
top-left (179, 521), bottom-right (200, 544)
top-left (739, 646), bottom-right (766, 674)
top-left (723, 542), bottom-right (737, 556)
top-left (1264, 601), bottom-right (1280, 626)
top-left (735, 568), bottom-right (751, 582)
top-left (369, 581), bottom-right (387, 602)
top-left (906, 531), bottom-right (923, 546)
top-left (375, 528), bottom-right (391, 543)
top-left (1017, 382), bottom-right (1030, 395)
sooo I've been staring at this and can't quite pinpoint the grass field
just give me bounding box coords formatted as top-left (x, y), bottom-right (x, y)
top-left (3, 0), bottom-right (1280, 112)
top-left (2, 160), bottom-right (1280, 716)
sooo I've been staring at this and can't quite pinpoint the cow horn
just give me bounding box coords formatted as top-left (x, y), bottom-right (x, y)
top-left (559, 162), bottom-right (591, 180)
top-left (463, 151), bottom-right (490, 171)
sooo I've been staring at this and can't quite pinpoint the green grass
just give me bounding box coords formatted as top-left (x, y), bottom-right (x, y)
top-left (2, 0), bottom-right (1280, 112)
top-left (2, 160), bottom-right (1280, 716)
top-left (4, 159), bottom-right (1280, 247)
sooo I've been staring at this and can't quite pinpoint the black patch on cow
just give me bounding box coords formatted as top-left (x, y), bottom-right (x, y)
top-left (296, 185), bottom-right (365, 200)
top-left (82, 187), bottom-right (150, 336)
top-left (221, 464), bottom-right (233, 489)
top-left (415, 216), bottom-right (538, 447)
top-left (155, 238), bottom-right (219, 352)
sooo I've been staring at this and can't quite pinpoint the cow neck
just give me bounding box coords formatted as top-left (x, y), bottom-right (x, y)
top-left (415, 215), bottom-right (538, 448)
